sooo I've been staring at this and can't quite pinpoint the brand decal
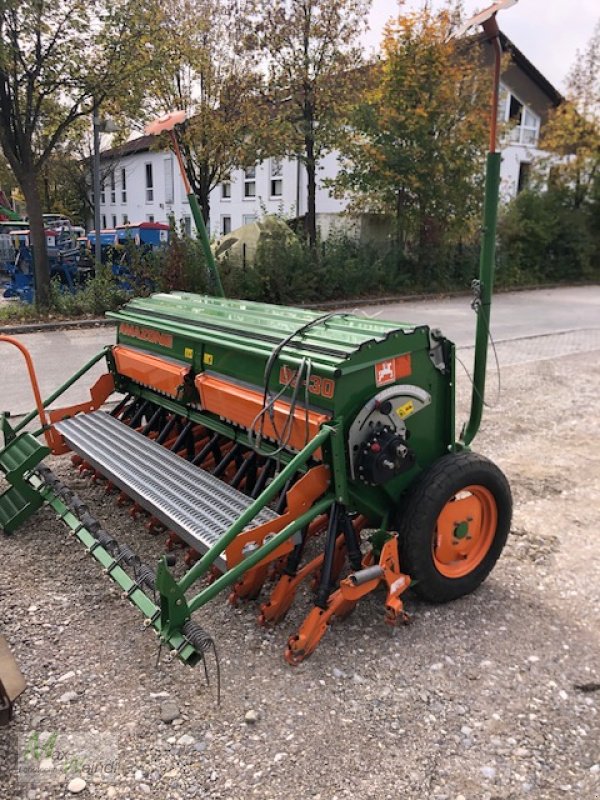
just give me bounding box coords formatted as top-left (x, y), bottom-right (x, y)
top-left (279, 365), bottom-right (335, 399)
top-left (120, 323), bottom-right (173, 349)
top-left (374, 354), bottom-right (412, 387)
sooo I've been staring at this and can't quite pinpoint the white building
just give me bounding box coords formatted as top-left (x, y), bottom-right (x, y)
top-left (97, 33), bottom-right (562, 238)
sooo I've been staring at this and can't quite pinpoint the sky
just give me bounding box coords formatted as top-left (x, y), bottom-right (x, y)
top-left (364, 0), bottom-right (600, 94)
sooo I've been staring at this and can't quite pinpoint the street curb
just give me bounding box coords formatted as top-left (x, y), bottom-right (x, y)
top-left (0, 318), bottom-right (116, 335)
top-left (1, 282), bottom-right (596, 334)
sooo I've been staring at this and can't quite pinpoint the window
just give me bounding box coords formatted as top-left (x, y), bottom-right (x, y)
top-left (146, 214), bottom-right (154, 223)
top-left (243, 214), bottom-right (257, 226)
top-left (111, 214), bottom-right (117, 228)
top-left (145, 163), bottom-right (154, 202)
top-left (110, 171), bottom-right (116, 204)
top-left (501, 87), bottom-right (541, 147)
top-left (183, 216), bottom-right (192, 237)
top-left (100, 180), bottom-right (105, 205)
top-left (164, 158), bottom-right (174, 204)
top-left (244, 166), bottom-right (256, 198)
top-left (221, 179), bottom-right (231, 199)
top-left (270, 158), bottom-right (283, 197)
top-left (221, 216), bottom-right (232, 235)
top-left (121, 168), bottom-right (127, 203)
top-left (122, 214), bottom-right (128, 225)
top-left (518, 162), bottom-right (531, 193)
top-left (101, 214), bottom-right (107, 229)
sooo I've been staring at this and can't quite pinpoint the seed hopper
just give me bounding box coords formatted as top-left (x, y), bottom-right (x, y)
top-left (0, 3), bottom-right (515, 676)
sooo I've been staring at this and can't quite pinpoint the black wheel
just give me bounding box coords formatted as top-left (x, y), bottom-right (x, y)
top-left (397, 451), bottom-right (511, 603)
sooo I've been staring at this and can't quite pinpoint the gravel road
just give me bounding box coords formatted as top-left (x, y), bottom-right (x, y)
top-left (1, 342), bottom-right (599, 800)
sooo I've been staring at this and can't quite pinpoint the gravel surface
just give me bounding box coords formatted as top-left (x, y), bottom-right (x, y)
top-left (1, 346), bottom-right (599, 799)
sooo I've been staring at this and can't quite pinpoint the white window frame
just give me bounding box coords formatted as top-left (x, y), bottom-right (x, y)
top-left (122, 214), bottom-right (128, 225)
top-left (500, 85), bottom-right (541, 147)
top-left (101, 214), bottom-right (107, 229)
top-left (183, 216), bottom-right (192, 237)
top-left (221, 215), bottom-right (232, 236)
top-left (146, 214), bottom-right (155, 223)
top-left (221, 179), bottom-right (231, 200)
top-left (111, 214), bottom-right (117, 228)
top-left (121, 168), bottom-right (127, 203)
top-left (100, 180), bottom-right (105, 205)
top-left (145, 162), bottom-right (154, 203)
top-left (110, 171), bottom-right (116, 204)
top-left (164, 157), bottom-right (174, 205)
top-left (243, 214), bottom-right (257, 226)
top-left (244, 166), bottom-right (256, 199)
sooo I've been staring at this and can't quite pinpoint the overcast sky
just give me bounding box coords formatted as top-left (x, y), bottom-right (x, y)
top-left (364, 0), bottom-right (600, 94)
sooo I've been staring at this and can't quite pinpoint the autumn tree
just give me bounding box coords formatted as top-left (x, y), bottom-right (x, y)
top-left (541, 21), bottom-right (599, 209)
top-left (144, 0), bottom-right (271, 226)
top-left (0, 0), bottom-right (160, 307)
top-left (332, 5), bottom-right (490, 272)
top-left (254, 0), bottom-right (371, 249)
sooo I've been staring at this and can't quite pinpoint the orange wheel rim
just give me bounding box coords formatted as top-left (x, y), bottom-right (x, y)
top-left (432, 484), bottom-right (497, 579)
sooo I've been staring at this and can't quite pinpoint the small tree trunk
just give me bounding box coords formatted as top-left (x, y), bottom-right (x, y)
top-left (305, 137), bottom-right (317, 249)
top-left (22, 176), bottom-right (50, 309)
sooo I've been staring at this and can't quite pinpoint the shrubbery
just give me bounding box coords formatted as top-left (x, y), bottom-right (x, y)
top-left (1, 190), bottom-right (598, 325)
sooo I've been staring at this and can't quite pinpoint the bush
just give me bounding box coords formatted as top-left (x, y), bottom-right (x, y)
top-left (497, 186), bottom-right (599, 285)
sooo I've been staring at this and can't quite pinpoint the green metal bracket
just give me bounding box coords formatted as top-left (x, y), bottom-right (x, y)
top-left (187, 192), bottom-right (225, 298)
top-left (178, 425), bottom-right (331, 593)
top-left (155, 557), bottom-right (191, 640)
top-left (325, 422), bottom-right (349, 505)
top-left (28, 474), bottom-right (201, 665)
top-left (460, 152), bottom-right (502, 447)
top-left (1, 413), bottom-right (16, 447)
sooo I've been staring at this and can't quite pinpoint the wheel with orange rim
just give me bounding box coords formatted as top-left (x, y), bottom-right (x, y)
top-left (397, 453), bottom-right (511, 603)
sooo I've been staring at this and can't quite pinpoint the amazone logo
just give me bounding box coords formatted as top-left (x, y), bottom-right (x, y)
top-left (120, 323), bottom-right (173, 349)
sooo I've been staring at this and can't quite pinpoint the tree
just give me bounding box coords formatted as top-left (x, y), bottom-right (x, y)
top-left (254, 0), bottom-right (371, 249)
top-left (331, 4), bottom-right (490, 274)
top-left (0, 0), bottom-right (160, 307)
top-left (541, 21), bottom-right (600, 209)
top-left (145, 0), bottom-right (271, 227)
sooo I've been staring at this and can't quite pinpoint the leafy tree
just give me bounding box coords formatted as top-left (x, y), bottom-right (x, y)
top-left (254, 0), bottom-right (371, 249)
top-left (145, 0), bottom-right (271, 226)
top-left (541, 21), bottom-right (599, 209)
top-left (0, 0), bottom-right (159, 307)
top-left (331, 4), bottom-right (490, 276)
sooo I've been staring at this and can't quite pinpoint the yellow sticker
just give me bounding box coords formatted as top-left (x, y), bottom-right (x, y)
top-left (184, 347), bottom-right (194, 359)
top-left (203, 352), bottom-right (214, 366)
top-left (396, 400), bottom-right (414, 419)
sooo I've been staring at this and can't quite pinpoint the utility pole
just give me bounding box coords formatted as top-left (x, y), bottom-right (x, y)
top-left (92, 104), bottom-right (102, 269)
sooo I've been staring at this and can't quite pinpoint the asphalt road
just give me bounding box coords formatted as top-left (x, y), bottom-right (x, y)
top-left (2, 285), bottom-right (599, 416)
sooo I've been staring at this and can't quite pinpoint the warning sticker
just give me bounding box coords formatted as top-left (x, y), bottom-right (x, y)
top-left (396, 400), bottom-right (414, 419)
top-left (374, 354), bottom-right (412, 387)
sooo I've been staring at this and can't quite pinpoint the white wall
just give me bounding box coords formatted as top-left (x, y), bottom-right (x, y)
top-left (98, 151), bottom-right (349, 237)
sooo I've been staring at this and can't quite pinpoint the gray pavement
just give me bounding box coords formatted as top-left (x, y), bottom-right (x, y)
top-left (2, 285), bottom-right (599, 416)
